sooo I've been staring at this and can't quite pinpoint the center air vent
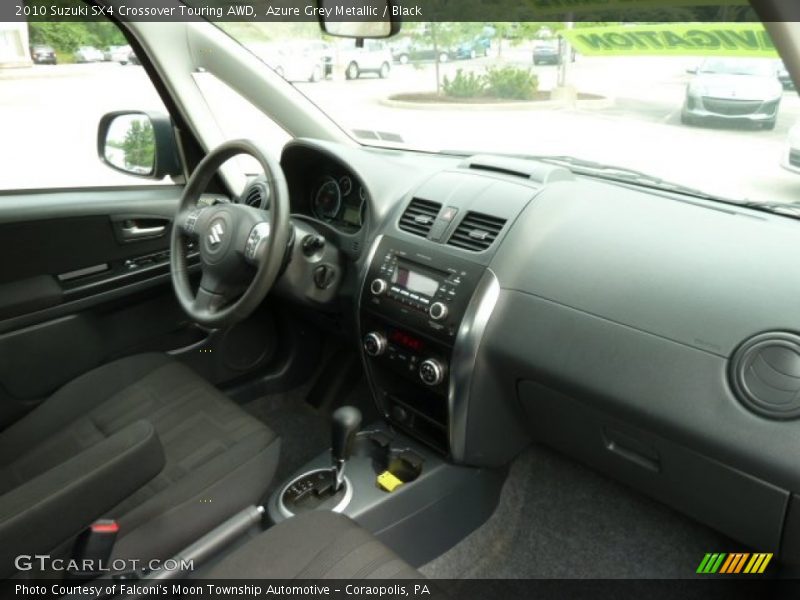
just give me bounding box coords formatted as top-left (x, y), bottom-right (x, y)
top-left (447, 211), bottom-right (507, 252)
top-left (729, 332), bottom-right (800, 420)
top-left (398, 198), bottom-right (441, 238)
top-left (242, 181), bottom-right (268, 209)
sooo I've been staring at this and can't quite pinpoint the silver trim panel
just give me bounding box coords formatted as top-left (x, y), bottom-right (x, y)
top-left (448, 269), bottom-right (500, 462)
top-left (357, 234), bottom-right (388, 418)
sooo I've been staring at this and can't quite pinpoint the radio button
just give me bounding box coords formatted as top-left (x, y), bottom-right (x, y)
top-left (429, 302), bottom-right (449, 321)
top-left (419, 359), bottom-right (446, 386)
top-left (364, 332), bottom-right (387, 356)
top-left (371, 279), bottom-right (388, 296)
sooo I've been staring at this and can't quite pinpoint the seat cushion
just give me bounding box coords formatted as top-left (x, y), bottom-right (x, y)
top-left (203, 512), bottom-right (420, 579)
top-left (0, 353), bottom-right (279, 562)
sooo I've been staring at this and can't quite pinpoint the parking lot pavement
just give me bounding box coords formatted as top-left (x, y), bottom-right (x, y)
top-left (2, 58), bottom-right (799, 205)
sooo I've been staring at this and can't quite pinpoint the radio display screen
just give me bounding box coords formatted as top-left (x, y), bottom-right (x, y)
top-left (390, 260), bottom-right (440, 297)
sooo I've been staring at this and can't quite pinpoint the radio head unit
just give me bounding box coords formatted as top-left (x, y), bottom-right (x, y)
top-left (363, 237), bottom-right (486, 343)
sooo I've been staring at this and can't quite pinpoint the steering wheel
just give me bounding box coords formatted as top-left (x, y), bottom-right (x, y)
top-left (170, 140), bottom-right (290, 328)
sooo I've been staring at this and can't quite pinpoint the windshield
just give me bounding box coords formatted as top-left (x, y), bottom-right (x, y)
top-left (699, 58), bottom-right (776, 77)
top-left (215, 21), bottom-right (800, 207)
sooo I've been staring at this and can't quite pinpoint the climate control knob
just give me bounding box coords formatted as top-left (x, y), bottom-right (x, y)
top-left (370, 278), bottom-right (388, 296)
top-left (429, 301), bottom-right (449, 321)
top-left (419, 359), bottom-right (446, 386)
top-left (363, 332), bottom-right (387, 357)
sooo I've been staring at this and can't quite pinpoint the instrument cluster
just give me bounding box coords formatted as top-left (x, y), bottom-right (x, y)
top-left (311, 173), bottom-right (368, 231)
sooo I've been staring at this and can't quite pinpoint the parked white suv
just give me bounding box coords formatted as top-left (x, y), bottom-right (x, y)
top-left (338, 39), bottom-right (392, 80)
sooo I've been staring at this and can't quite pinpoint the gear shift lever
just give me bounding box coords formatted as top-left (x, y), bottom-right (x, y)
top-left (331, 406), bottom-right (362, 492)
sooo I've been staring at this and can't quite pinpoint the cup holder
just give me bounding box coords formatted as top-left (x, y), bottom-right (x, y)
top-left (353, 429), bottom-right (424, 485)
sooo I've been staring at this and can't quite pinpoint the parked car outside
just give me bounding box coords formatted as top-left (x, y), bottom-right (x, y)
top-left (455, 37), bottom-right (491, 60)
top-left (126, 50), bottom-right (141, 66)
top-left (248, 42), bottom-right (325, 82)
top-left (532, 40), bottom-right (560, 65)
top-left (389, 37), bottom-right (413, 64)
top-left (104, 45), bottom-right (132, 64)
top-left (339, 39), bottom-right (392, 80)
top-left (74, 46), bottom-right (104, 63)
top-left (781, 120), bottom-right (800, 174)
top-left (29, 44), bottom-right (57, 65)
top-left (302, 40), bottom-right (334, 78)
top-left (681, 57), bottom-right (783, 129)
top-left (391, 41), bottom-right (453, 65)
top-left (776, 59), bottom-right (796, 90)
top-left (532, 39), bottom-right (575, 65)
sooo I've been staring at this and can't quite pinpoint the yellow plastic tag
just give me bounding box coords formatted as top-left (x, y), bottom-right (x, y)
top-left (377, 471), bottom-right (404, 492)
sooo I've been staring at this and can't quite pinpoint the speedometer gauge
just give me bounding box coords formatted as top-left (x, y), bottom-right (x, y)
top-left (313, 177), bottom-right (341, 220)
top-left (339, 176), bottom-right (353, 197)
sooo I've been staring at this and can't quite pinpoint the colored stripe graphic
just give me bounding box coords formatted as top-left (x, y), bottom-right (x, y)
top-left (720, 553), bottom-right (747, 573)
top-left (697, 553), bottom-right (726, 573)
top-left (698, 552), bottom-right (773, 574)
top-left (744, 553), bottom-right (773, 574)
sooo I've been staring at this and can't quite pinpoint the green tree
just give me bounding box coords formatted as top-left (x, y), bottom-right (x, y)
top-left (121, 120), bottom-right (155, 172)
top-left (28, 21), bottom-right (125, 54)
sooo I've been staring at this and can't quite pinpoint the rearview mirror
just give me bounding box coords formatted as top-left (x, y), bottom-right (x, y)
top-left (97, 111), bottom-right (181, 179)
top-left (317, 0), bottom-right (399, 39)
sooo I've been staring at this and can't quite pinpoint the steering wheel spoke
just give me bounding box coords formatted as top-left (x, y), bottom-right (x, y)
top-left (193, 273), bottom-right (227, 316)
top-left (177, 207), bottom-right (207, 239)
top-left (243, 221), bottom-right (272, 265)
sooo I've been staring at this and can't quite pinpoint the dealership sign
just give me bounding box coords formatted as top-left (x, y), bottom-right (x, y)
top-left (561, 23), bottom-right (777, 57)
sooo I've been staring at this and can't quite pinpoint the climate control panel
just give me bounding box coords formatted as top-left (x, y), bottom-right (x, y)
top-left (362, 329), bottom-right (448, 388)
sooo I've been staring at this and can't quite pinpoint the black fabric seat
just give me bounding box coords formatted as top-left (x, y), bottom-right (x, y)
top-left (0, 353), bottom-right (279, 577)
top-left (203, 511), bottom-right (420, 579)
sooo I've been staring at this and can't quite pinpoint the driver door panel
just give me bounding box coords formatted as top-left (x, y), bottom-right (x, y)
top-left (0, 186), bottom-right (208, 429)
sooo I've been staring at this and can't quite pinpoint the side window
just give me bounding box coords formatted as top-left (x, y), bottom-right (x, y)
top-left (0, 20), bottom-right (171, 191)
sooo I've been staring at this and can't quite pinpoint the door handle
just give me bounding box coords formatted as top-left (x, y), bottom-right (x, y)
top-left (113, 217), bottom-right (171, 242)
top-left (121, 224), bottom-right (166, 238)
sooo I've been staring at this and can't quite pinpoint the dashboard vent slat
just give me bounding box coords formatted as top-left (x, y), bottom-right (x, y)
top-left (398, 198), bottom-right (441, 238)
top-left (447, 211), bottom-right (507, 252)
top-left (243, 182), bottom-right (268, 209)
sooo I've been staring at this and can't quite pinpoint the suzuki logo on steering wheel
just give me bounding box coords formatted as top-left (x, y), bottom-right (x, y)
top-left (208, 221), bottom-right (225, 246)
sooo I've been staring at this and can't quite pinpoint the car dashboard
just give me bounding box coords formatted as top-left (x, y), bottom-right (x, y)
top-left (270, 137), bottom-right (800, 562)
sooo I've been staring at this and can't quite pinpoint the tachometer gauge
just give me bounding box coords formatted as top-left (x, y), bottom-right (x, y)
top-left (313, 177), bottom-right (341, 220)
top-left (339, 175), bottom-right (353, 197)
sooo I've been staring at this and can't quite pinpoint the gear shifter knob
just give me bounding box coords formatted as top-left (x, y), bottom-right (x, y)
top-left (331, 406), bottom-right (361, 491)
top-left (331, 406), bottom-right (362, 463)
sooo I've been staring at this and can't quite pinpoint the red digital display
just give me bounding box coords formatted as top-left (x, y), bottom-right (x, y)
top-left (389, 329), bottom-right (425, 353)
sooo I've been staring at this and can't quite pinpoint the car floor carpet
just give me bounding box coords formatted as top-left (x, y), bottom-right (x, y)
top-left (421, 443), bottom-right (737, 580)
top-left (241, 381), bottom-right (330, 493)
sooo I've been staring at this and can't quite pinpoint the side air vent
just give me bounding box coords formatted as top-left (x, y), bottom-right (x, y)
top-left (729, 332), bottom-right (800, 420)
top-left (398, 198), bottom-right (441, 238)
top-left (447, 211), bottom-right (507, 252)
top-left (242, 182), bottom-right (268, 209)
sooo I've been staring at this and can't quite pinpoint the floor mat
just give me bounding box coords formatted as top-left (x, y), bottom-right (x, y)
top-left (242, 383), bottom-right (330, 490)
top-left (421, 443), bottom-right (736, 579)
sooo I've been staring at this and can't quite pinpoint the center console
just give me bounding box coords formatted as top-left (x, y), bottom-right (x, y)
top-left (359, 235), bottom-right (490, 456)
